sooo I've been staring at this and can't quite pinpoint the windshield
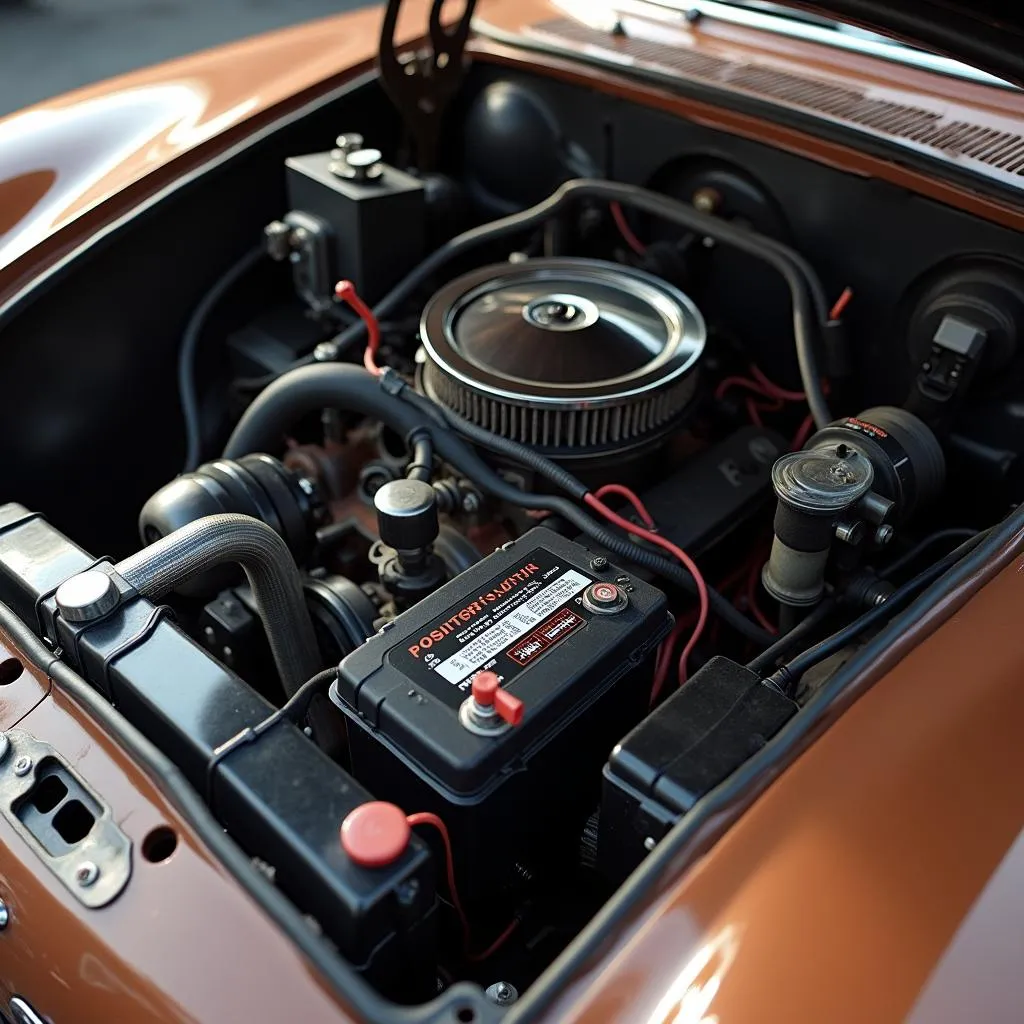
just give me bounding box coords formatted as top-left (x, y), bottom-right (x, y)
top-left (651, 0), bottom-right (1013, 87)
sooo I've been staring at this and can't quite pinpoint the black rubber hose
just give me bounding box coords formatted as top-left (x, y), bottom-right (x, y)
top-left (399, 387), bottom-right (589, 501)
top-left (405, 428), bottom-right (435, 483)
top-left (768, 530), bottom-right (988, 692)
top-left (116, 514), bottom-right (320, 696)
top-left (332, 179), bottom-right (832, 427)
top-left (224, 363), bottom-right (428, 457)
top-left (746, 597), bottom-right (836, 676)
top-left (180, 247), bottom-right (264, 473)
top-left (879, 527), bottom-right (979, 579)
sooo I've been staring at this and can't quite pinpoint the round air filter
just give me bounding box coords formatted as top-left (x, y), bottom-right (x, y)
top-left (419, 258), bottom-right (706, 456)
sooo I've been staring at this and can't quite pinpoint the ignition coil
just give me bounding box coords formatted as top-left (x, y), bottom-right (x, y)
top-left (762, 406), bottom-right (944, 615)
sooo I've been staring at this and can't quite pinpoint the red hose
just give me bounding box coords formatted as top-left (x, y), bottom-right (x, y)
top-left (334, 279), bottom-right (382, 376)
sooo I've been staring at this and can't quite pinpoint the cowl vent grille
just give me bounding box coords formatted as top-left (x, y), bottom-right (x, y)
top-left (527, 18), bottom-right (1024, 184)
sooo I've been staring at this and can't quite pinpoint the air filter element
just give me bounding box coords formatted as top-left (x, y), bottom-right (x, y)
top-left (419, 258), bottom-right (706, 457)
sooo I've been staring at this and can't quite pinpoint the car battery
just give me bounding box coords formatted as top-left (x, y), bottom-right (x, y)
top-left (331, 527), bottom-right (671, 906)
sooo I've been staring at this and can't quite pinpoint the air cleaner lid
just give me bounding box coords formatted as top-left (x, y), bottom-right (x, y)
top-left (421, 258), bottom-right (705, 406)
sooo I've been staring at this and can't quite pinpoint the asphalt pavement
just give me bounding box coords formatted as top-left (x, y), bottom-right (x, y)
top-left (0, 0), bottom-right (369, 118)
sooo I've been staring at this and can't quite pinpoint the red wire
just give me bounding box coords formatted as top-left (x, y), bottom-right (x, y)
top-left (334, 279), bottom-right (382, 376)
top-left (466, 919), bottom-right (520, 963)
top-left (713, 375), bottom-right (776, 402)
top-left (748, 365), bottom-right (807, 402)
top-left (829, 286), bottom-right (854, 322)
top-left (405, 812), bottom-right (518, 962)
top-left (594, 483), bottom-right (656, 529)
top-left (405, 812), bottom-right (471, 949)
top-left (791, 412), bottom-right (815, 450)
top-left (650, 613), bottom-right (695, 705)
top-left (745, 396), bottom-right (764, 427)
top-left (610, 201), bottom-right (646, 256)
top-left (584, 493), bottom-right (709, 686)
top-left (745, 558), bottom-right (777, 635)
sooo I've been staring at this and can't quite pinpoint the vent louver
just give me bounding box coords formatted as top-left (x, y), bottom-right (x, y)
top-left (529, 18), bottom-right (1024, 182)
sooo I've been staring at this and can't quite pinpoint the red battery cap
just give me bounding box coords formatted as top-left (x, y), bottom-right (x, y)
top-left (340, 801), bottom-right (411, 867)
top-left (471, 671), bottom-right (525, 726)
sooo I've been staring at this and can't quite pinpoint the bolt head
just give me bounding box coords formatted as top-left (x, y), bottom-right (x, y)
top-left (0, 900), bottom-right (7, 929)
top-left (0, 734), bottom-right (8, 764)
top-left (75, 862), bottom-right (100, 887)
top-left (875, 524), bottom-right (895, 546)
top-left (13, 756), bottom-right (32, 777)
top-left (485, 980), bottom-right (519, 1005)
top-left (313, 340), bottom-right (339, 363)
top-left (335, 132), bottom-right (364, 153)
top-left (461, 492), bottom-right (480, 514)
top-left (692, 186), bottom-right (722, 213)
top-left (263, 220), bottom-right (292, 261)
top-left (590, 556), bottom-right (609, 571)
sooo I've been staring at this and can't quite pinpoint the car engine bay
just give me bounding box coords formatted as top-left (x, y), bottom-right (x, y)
top-left (2, 39), bottom-right (1024, 1013)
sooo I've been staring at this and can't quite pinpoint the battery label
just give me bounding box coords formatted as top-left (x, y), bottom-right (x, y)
top-left (390, 548), bottom-right (594, 709)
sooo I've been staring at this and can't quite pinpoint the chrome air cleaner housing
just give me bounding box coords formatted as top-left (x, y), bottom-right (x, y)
top-left (419, 258), bottom-right (706, 460)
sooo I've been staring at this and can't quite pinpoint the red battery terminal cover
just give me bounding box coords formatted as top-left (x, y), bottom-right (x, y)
top-left (471, 671), bottom-right (524, 727)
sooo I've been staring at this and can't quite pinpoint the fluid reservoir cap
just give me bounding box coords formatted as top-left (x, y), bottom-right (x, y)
top-left (56, 570), bottom-right (119, 623)
top-left (340, 801), bottom-right (410, 868)
top-left (771, 445), bottom-right (874, 515)
top-left (373, 479), bottom-right (439, 551)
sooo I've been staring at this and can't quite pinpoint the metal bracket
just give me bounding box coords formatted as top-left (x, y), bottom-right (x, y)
top-left (0, 729), bottom-right (131, 908)
top-left (265, 211), bottom-right (335, 314)
top-left (378, 0), bottom-right (479, 170)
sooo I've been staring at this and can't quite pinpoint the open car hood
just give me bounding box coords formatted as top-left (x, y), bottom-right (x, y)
top-left (794, 1), bottom-right (1024, 87)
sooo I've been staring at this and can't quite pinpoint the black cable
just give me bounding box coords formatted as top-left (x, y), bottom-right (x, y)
top-left (879, 527), bottom-right (979, 579)
top-left (768, 530), bottom-right (988, 692)
top-left (331, 179), bottom-right (832, 426)
top-left (399, 388), bottom-right (589, 500)
top-left (212, 667), bottom-right (339, 761)
top-left (232, 353), bottom-right (315, 395)
top-left (746, 597), bottom-right (836, 675)
top-left (180, 247), bottom-right (265, 472)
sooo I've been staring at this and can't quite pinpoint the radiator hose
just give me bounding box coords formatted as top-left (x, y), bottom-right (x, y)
top-left (116, 513), bottom-right (320, 696)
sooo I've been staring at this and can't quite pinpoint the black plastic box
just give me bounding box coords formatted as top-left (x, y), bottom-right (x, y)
top-left (599, 657), bottom-right (798, 881)
top-left (285, 151), bottom-right (424, 303)
top-left (333, 528), bottom-right (671, 904)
